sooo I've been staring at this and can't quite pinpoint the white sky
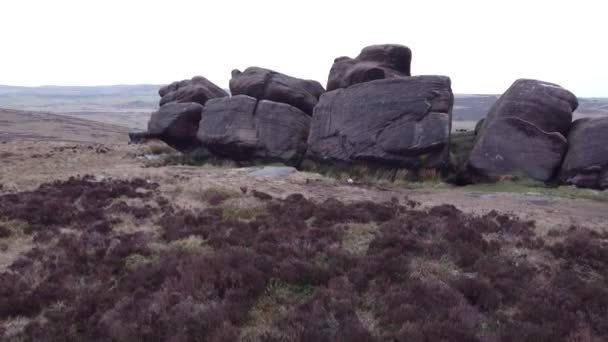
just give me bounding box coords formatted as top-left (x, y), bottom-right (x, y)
top-left (1, 0), bottom-right (606, 96)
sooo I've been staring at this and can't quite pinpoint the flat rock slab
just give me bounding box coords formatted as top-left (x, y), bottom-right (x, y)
top-left (248, 166), bottom-right (298, 177)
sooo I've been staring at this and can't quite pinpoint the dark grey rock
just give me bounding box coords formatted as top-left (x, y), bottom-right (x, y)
top-left (327, 44), bottom-right (412, 91)
top-left (468, 79), bottom-right (578, 181)
top-left (229, 67), bottom-right (324, 115)
top-left (128, 130), bottom-right (152, 144)
top-left (159, 76), bottom-right (228, 106)
top-left (307, 76), bottom-right (453, 168)
top-left (559, 117), bottom-right (608, 189)
top-left (147, 102), bottom-right (204, 151)
top-left (468, 117), bottom-right (568, 181)
top-left (197, 95), bottom-right (310, 164)
top-left (474, 118), bottom-right (485, 136)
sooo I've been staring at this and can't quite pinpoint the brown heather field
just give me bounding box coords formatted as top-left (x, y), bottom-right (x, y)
top-left (0, 110), bottom-right (607, 341)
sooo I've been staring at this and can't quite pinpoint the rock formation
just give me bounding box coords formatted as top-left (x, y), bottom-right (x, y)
top-left (559, 117), bottom-right (608, 189)
top-left (147, 102), bottom-right (204, 151)
top-left (468, 79), bottom-right (578, 181)
top-left (229, 67), bottom-right (324, 115)
top-left (197, 95), bottom-right (310, 164)
top-left (159, 76), bottom-right (228, 106)
top-left (327, 44), bottom-right (412, 91)
top-left (307, 76), bottom-right (453, 168)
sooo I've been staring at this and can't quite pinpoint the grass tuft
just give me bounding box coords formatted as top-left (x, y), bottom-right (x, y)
top-left (220, 204), bottom-right (266, 221)
top-left (198, 186), bottom-right (241, 205)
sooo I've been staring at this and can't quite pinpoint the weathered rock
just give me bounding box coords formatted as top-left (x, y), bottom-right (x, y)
top-left (559, 117), bottom-right (608, 189)
top-left (469, 117), bottom-right (568, 181)
top-left (327, 44), bottom-right (412, 91)
top-left (197, 95), bottom-right (310, 164)
top-left (147, 102), bottom-right (204, 151)
top-left (468, 79), bottom-right (578, 181)
top-left (307, 76), bottom-right (453, 168)
top-left (229, 67), bottom-right (324, 115)
top-left (159, 76), bottom-right (228, 106)
top-left (128, 130), bottom-right (152, 144)
top-left (474, 118), bottom-right (485, 136)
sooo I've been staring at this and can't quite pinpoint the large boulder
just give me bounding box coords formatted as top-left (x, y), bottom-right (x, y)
top-left (559, 117), bottom-right (608, 189)
top-left (147, 102), bottom-right (204, 151)
top-left (307, 76), bottom-right (453, 168)
top-left (159, 76), bottom-right (228, 106)
top-left (197, 95), bottom-right (310, 164)
top-left (327, 44), bottom-right (412, 91)
top-left (468, 79), bottom-right (578, 181)
top-left (229, 67), bottom-right (324, 115)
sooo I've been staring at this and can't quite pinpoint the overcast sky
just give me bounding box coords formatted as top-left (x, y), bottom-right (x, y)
top-left (1, 0), bottom-right (606, 96)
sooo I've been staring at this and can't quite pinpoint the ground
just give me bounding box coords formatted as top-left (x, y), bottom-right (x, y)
top-left (1, 113), bottom-right (607, 341)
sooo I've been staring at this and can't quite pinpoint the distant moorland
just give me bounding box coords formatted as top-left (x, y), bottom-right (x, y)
top-left (1, 84), bottom-right (606, 131)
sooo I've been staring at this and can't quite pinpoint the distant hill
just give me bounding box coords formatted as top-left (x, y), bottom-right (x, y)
top-left (452, 94), bottom-right (608, 123)
top-left (0, 108), bottom-right (128, 143)
top-left (0, 84), bottom-right (161, 129)
top-left (0, 84), bottom-right (606, 130)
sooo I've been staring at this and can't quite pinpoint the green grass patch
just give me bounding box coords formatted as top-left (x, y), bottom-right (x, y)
top-left (463, 180), bottom-right (608, 202)
top-left (240, 279), bottom-right (316, 341)
top-left (168, 236), bottom-right (212, 253)
top-left (342, 223), bottom-right (379, 255)
top-left (124, 253), bottom-right (157, 270)
top-left (449, 131), bottom-right (476, 172)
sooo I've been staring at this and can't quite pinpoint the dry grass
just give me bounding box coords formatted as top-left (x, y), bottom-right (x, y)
top-left (198, 186), bottom-right (242, 205)
top-left (168, 235), bottom-right (212, 254)
top-left (0, 220), bottom-right (32, 271)
top-left (342, 222), bottom-right (379, 254)
top-left (240, 279), bottom-right (315, 342)
top-left (221, 203), bottom-right (267, 221)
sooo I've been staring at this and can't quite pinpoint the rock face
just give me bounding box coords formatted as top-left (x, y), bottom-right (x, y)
top-left (229, 67), bottom-right (324, 115)
top-left (147, 102), bottom-right (204, 151)
top-left (468, 79), bottom-right (578, 181)
top-left (327, 44), bottom-right (412, 91)
top-left (559, 117), bottom-right (608, 189)
top-left (307, 76), bottom-right (453, 168)
top-left (159, 76), bottom-right (228, 106)
top-left (197, 95), bottom-right (310, 164)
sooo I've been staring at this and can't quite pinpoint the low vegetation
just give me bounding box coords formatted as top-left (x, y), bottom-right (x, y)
top-left (462, 179), bottom-right (608, 202)
top-left (1, 176), bottom-right (607, 341)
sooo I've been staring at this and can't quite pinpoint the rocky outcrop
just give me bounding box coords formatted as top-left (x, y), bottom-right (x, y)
top-left (468, 79), bottom-right (578, 181)
top-left (159, 76), bottom-right (228, 106)
top-left (307, 76), bottom-right (453, 168)
top-left (197, 95), bottom-right (310, 164)
top-left (229, 67), bottom-right (324, 115)
top-left (147, 102), bottom-right (204, 151)
top-left (327, 44), bottom-right (412, 91)
top-left (559, 117), bottom-right (608, 189)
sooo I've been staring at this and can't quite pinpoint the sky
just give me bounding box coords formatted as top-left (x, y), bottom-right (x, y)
top-left (1, 0), bottom-right (606, 96)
